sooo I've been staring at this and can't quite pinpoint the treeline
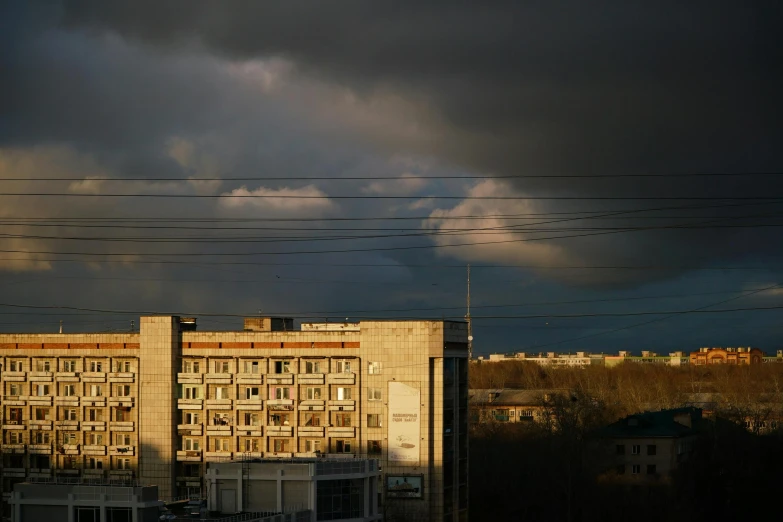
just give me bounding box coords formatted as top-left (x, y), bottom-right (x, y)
top-left (468, 366), bottom-right (783, 522)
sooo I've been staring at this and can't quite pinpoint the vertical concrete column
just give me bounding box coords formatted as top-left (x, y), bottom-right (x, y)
top-left (138, 316), bottom-right (180, 500)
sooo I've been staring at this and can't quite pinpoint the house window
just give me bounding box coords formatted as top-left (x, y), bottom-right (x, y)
top-left (273, 387), bottom-right (291, 400)
top-left (9, 408), bottom-right (23, 423)
top-left (335, 439), bottom-right (352, 453)
top-left (302, 413), bottom-right (322, 427)
top-left (647, 444), bottom-right (657, 456)
top-left (520, 410), bottom-right (534, 418)
top-left (183, 386), bottom-right (202, 400)
top-left (88, 409), bottom-right (103, 422)
top-left (183, 438), bottom-right (200, 451)
top-left (242, 412), bottom-right (260, 426)
top-left (367, 414), bottom-right (381, 427)
top-left (115, 360), bottom-right (131, 373)
top-left (8, 432), bottom-right (22, 444)
top-left (243, 361), bottom-right (259, 374)
top-left (183, 412), bottom-right (200, 425)
top-left (336, 387), bottom-right (352, 400)
top-left (115, 408), bottom-right (129, 421)
top-left (647, 464), bottom-right (657, 475)
top-left (34, 408), bottom-right (51, 421)
top-left (274, 361), bottom-right (291, 374)
top-left (62, 432), bottom-right (77, 445)
top-left (215, 361), bottom-right (230, 374)
top-left (245, 387), bottom-right (260, 400)
top-left (89, 433), bottom-right (104, 445)
top-left (89, 361), bottom-right (103, 373)
top-left (214, 438), bottom-right (231, 452)
top-left (244, 438), bottom-right (261, 452)
top-left (212, 413), bottom-right (231, 426)
top-left (183, 360), bottom-right (200, 373)
top-left (269, 413), bottom-right (291, 426)
top-left (33, 431), bottom-right (51, 444)
top-left (36, 360), bottom-right (51, 372)
top-left (368, 388), bottom-right (382, 401)
top-left (273, 439), bottom-right (290, 452)
top-left (305, 361), bottom-right (322, 374)
top-left (632, 465), bottom-right (641, 474)
top-left (306, 387), bottom-right (322, 400)
top-left (368, 440), bottom-right (382, 454)
top-left (184, 464), bottom-right (200, 477)
top-left (9, 360), bottom-right (23, 372)
top-left (63, 384), bottom-right (76, 396)
top-left (90, 385), bottom-right (103, 397)
top-left (304, 439), bottom-right (321, 453)
top-left (616, 445), bottom-right (625, 455)
top-left (116, 433), bottom-right (131, 446)
top-left (631, 445), bottom-right (640, 455)
top-left (88, 458), bottom-right (104, 470)
top-left (116, 385), bottom-right (131, 397)
top-left (63, 409), bottom-right (77, 421)
top-left (62, 360), bottom-right (76, 372)
top-left (36, 384), bottom-right (51, 396)
top-left (116, 458), bottom-right (131, 469)
top-left (368, 361), bottom-right (382, 375)
top-left (335, 360), bottom-right (351, 373)
top-left (9, 383), bottom-right (22, 396)
top-left (334, 413), bottom-right (352, 427)
top-left (214, 387), bottom-right (230, 400)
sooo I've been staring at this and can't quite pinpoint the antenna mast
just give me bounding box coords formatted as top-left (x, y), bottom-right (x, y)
top-left (466, 264), bottom-right (473, 360)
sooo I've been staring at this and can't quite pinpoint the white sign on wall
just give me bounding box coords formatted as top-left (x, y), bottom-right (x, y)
top-left (388, 382), bottom-right (420, 463)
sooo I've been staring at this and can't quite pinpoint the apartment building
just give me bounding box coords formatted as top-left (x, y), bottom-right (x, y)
top-left (0, 315), bottom-right (469, 522)
top-left (689, 347), bottom-right (764, 365)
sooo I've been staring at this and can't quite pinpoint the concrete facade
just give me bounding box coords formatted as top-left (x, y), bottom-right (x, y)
top-left (0, 316), bottom-right (468, 522)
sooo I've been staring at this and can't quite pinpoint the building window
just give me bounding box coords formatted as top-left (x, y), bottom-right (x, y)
top-left (334, 413), bottom-right (352, 427)
top-left (305, 361), bottom-right (322, 374)
top-left (302, 413), bottom-right (322, 427)
top-left (368, 388), bottom-right (382, 401)
top-left (183, 386), bottom-right (202, 400)
top-left (212, 413), bottom-right (231, 426)
top-left (34, 408), bottom-right (51, 421)
top-left (116, 433), bottom-right (131, 446)
top-left (273, 439), bottom-right (290, 452)
top-left (616, 464), bottom-right (625, 475)
top-left (368, 440), bottom-right (382, 454)
top-left (89, 433), bottom-right (104, 446)
top-left (647, 444), bottom-right (657, 456)
top-left (335, 360), bottom-right (351, 373)
top-left (336, 387), bottom-right (352, 400)
top-left (9, 408), bottom-right (23, 424)
top-left (242, 412), bottom-right (260, 426)
top-left (274, 360), bottom-right (291, 374)
top-left (215, 361), bottom-right (230, 374)
top-left (115, 360), bottom-right (132, 373)
top-left (183, 412), bottom-right (200, 425)
top-left (63, 409), bottom-right (77, 421)
top-left (8, 432), bottom-right (22, 444)
top-left (245, 387), bottom-right (260, 400)
top-left (36, 384), bottom-right (51, 396)
top-left (304, 439), bottom-right (321, 453)
top-left (90, 385), bottom-right (103, 397)
top-left (631, 445), bottom-right (640, 455)
top-left (647, 464), bottom-right (657, 475)
top-left (62, 360), bottom-right (76, 372)
top-left (88, 458), bottom-right (104, 470)
top-left (616, 444), bottom-right (625, 455)
top-left (335, 439), bottom-right (352, 453)
top-left (183, 360), bottom-right (200, 373)
top-left (367, 414), bottom-right (382, 427)
top-left (89, 361), bottom-right (103, 373)
top-left (273, 387), bottom-right (291, 400)
top-left (63, 384), bottom-right (76, 396)
top-left (116, 458), bottom-right (131, 470)
top-left (215, 386), bottom-right (230, 400)
top-left (62, 432), bottom-right (77, 445)
top-left (33, 431), bottom-right (51, 444)
top-left (184, 464), bottom-right (200, 477)
top-left (214, 438), bottom-right (231, 452)
top-left (88, 408), bottom-right (104, 422)
top-left (368, 362), bottom-right (382, 375)
top-left (9, 359), bottom-right (23, 372)
top-left (306, 387), bottom-right (322, 400)
top-left (9, 383), bottom-right (22, 396)
top-left (116, 385), bottom-right (131, 397)
top-left (183, 438), bottom-right (200, 451)
top-left (269, 413), bottom-right (291, 426)
top-left (244, 438), bottom-right (261, 452)
top-left (36, 360), bottom-right (51, 372)
top-left (115, 407), bottom-right (131, 421)
top-left (243, 361), bottom-right (259, 374)
top-left (631, 464), bottom-right (640, 474)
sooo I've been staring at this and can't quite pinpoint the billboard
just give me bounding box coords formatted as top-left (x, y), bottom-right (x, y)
top-left (388, 382), bottom-right (420, 463)
top-left (386, 475), bottom-right (423, 498)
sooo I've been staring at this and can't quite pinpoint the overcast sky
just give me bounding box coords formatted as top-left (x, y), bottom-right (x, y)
top-left (1, 1), bottom-right (782, 354)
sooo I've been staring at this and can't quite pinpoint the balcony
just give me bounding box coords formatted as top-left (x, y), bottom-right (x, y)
top-left (327, 373), bottom-right (355, 385)
top-left (2, 423), bottom-right (25, 430)
top-left (2, 468), bottom-right (26, 478)
top-left (29, 469), bottom-right (53, 478)
top-left (236, 425), bottom-right (263, 437)
top-left (493, 414), bottom-right (510, 422)
top-left (177, 450), bottom-right (203, 462)
top-left (267, 373), bottom-right (294, 385)
top-left (2, 371), bottom-right (26, 381)
top-left (108, 372), bottom-right (135, 383)
top-left (3, 396), bottom-right (25, 406)
top-left (267, 399), bottom-right (294, 410)
top-left (28, 396), bottom-right (53, 406)
top-left (108, 397), bottom-right (135, 408)
top-left (266, 426), bottom-right (293, 437)
top-left (60, 444), bottom-right (80, 455)
top-left (298, 373), bottom-right (325, 385)
top-left (82, 372), bottom-right (107, 383)
top-left (110, 421), bottom-right (135, 432)
top-left (237, 373), bottom-right (263, 385)
top-left (204, 452), bottom-right (234, 462)
top-left (177, 399), bottom-right (203, 410)
top-left (56, 420), bottom-right (80, 431)
top-left (29, 371), bottom-right (53, 382)
top-left (55, 396), bottom-right (80, 406)
top-left (83, 445), bottom-right (107, 456)
top-left (235, 451), bottom-right (264, 459)
top-left (56, 469), bottom-right (81, 475)
top-left (109, 446), bottom-right (135, 456)
top-left (83, 469), bottom-right (105, 477)
top-left (81, 421), bottom-right (106, 431)
top-left (110, 470), bottom-right (134, 478)
top-left (327, 426), bottom-right (355, 437)
top-left (205, 373), bottom-right (233, 384)
top-left (328, 400), bottom-right (356, 412)
top-left (298, 426), bottom-right (325, 437)
top-left (1, 444), bottom-right (25, 454)
top-left (267, 452), bottom-right (293, 458)
top-left (81, 397), bottom-right (106, 407)
top-left (55, 372), bottom-right (80, 382)
top-left (28, 444), bottom-right (53, 454)
top-left (29, 420), bottom-right (53, 429)
top-left (235, 399), bottom-right (263, 410)
top-left (299, 401), bottom-right (325, 411)
top-left (177, 372), bottom-right (203, 384)
top-left (205, 399), bottom-right (233, 410)
top-left (178, 424), bottom-right (203, 435)
top-left (206, 425), bottom-right (233, 436)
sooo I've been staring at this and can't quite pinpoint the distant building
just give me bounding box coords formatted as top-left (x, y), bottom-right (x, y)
top-left (7, 481), bottom-right (162, 522)
top-left (762, 350), bottom-right (783, 363)
top-left (205, 457), bottom-right (381, 521)
top-left (605, 351), bottom-right (689, 367)
top-left (468, 389), bottom-right (566, 424)
top-left (485, 352), bottom-right (605, 368)
top-left (591, 408), bottom-right (702, 482)
top-left (689, 347), bottom-right (763, 365)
